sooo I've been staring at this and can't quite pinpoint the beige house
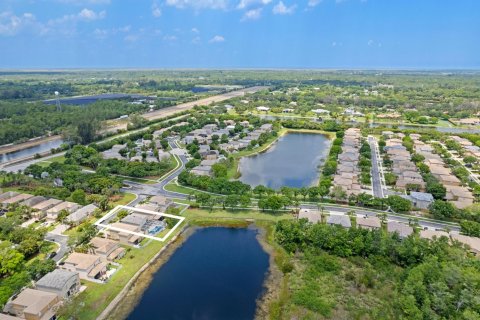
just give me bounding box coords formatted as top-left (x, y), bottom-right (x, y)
top-left (89, 237), bottom-right (126, 261)
top-left (445, 186), bottom-right (475, 209)
top-left (419, 230), bottom-right (449, 240)
top-left (387, 221), bottom-right (413, 239)
top-left (30, 199), bottom-right (62, 220)
top-left (61, 252), bottom-right (107, 281)
top-left (46, 202), bottom-right (81, 221)
top-left (149, 195), bottom-right (174, 212)
top-left (356, 216), bottom-right (381, 230)
top-left (108, 222), bottom-right (142, 245)
top-left (298, 209), bottom-right (321, 223)
top-left (1, 194), bottom-right (33, 207)
top-left (3, 288), bottom-right (59, 320)
top-left (450, 234), bottom-right (480, 255)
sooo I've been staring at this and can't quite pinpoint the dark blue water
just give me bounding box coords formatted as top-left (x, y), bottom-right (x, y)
top-left (43, 93), bottom-right (147, 106)
top-left (239, 132), bottom-right (331, 189)
top-left (127, 227), bottom-right (270, 320)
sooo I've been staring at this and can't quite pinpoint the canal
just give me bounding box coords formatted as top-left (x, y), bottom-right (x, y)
top-left (238, 132), bottom-right (331, 189)
top-left (127, 227), bottom-right (270, 320)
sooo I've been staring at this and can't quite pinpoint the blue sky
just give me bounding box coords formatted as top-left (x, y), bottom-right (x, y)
top-left (0, 0), bottom-right (479, 68)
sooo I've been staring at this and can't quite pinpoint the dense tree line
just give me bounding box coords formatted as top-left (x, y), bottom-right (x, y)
top-left (275, 219), bottom-right (480, 319)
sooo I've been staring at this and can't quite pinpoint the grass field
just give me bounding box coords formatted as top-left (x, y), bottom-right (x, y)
top-left (109, 193), bottom-right (136, 206)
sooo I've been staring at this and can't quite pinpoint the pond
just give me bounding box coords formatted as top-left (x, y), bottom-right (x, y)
top-left (238, 132), bottom-right (331, 189)
top-left (127, 227), bottom-right (270, 320)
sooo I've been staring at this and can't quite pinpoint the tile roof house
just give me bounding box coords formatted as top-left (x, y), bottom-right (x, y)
top-left (89, 237), bottom-right (125, 261)
top-left (356, 216), bottom-right (381, 230)
top-left (31, 199), bottom-right (63, 220)
top-left (387, 221), bottom-right (413, 239)
top-left (445, 186), bottom-right (475, 209)
top-left (35, 269), bottom-right (80, 299)
top-left (61, 252), bottom-right (107, 281)
top-left (108, 222), bottom-right (142, 245)
top-left (19, 196), bottom-right (46, 208)
top-left (121, 213), bottom-right (148, 228)
top-left (403, 192), bottom-right (434, 209)
top-left (0, 191), bottom-right (19, 202)
top-left (419, 230), bottom-right (449, 240)
top-left (148, 195), bottom-right (173, 212)
top-left (298, 209), bottom-right (321, 224)
top-left (450, 234), bottom-right (480, 255)
top-left (3, 288), bottom-right (60, 320)
top-left (326, 215), bottom-right (352, 228)
top-left (66, 204), bottom-right (98, 225)
top-left (46, 202), bottom-right (81, 221)
top-left (1, 193), bottom-right (33, 207)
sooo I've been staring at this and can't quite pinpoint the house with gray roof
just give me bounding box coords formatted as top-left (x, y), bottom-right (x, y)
top-left (298, 209), bottom-right (321, 224)
top-left (326, 215), bottom-right (352, 228)
top-left (402, 192), bottom-right (434, 210)
top-left (66, 204), bottom-right (98, 225)
top-left (35, 269), bottom-right (80, 299)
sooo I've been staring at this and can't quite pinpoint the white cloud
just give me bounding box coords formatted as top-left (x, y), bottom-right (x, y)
top-left (124, 34), bottom-right (139, 42)
top-left (191, 27), bottom-right (199, 33)
top-left (236, 0), bottom-right (271, 9)
top-left (56, 0), bottom-right (111, 4)
top-left (163, 34), bottom-right (177, 41)
top-left (209, 35), bottom-right (225, 43)
top-left (241, 8), bottom-right (262, 20)
top-left (307, 0), bottom-right (322, 7)
top-left (152, 2), bottom-right (162, 17)
top-left (272, 1), bottom-right (296, 15)
top-left (93, 28), bottom-right (108, 38)
top-left (0, 11), bottom-right (47, 36)
top-left (367, 39), bottom-right (374, 46)
top-left (165, 0), bottom-right (229, 10)
top-left (78, 8), bottom-right (106, 20)
top-left (192, 36), bottom-right (201, 44)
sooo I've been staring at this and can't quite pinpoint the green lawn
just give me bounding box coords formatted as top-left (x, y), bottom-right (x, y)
top-left (109, 193), bottom-right (136, 207)
top-left (60, 223), bottom-right (185, 319)
top-left (183, 207), bottom-right (294, 223)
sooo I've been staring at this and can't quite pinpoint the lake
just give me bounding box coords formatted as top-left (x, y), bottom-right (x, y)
top-left (127, 227), bottom-right (270, 320)
top-left (238, 132), bottom-right (331, 189)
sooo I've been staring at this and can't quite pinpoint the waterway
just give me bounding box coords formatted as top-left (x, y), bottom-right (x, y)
top-left (238, 132), bottom-right (331, 189)
top-left (0, 139), bottom-right (64, 164)
top-left (127, 227), bottom-right (270, 320)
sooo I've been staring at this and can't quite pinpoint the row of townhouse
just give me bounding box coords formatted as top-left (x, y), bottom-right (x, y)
top-left (298, 209), bottom-right (480, 255)
top-left (333, 128), bottom-right (363, 195)
top-left (384, 138), bottom-right (426, 191)
top-left (102, 139), bottom-right (170, 163)
top-left (0, 192), bottom-right (97, 225)
top-left (412, 136), bottom-right (475, 209)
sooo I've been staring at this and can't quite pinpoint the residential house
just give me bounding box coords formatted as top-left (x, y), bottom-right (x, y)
top-left (101, 144), bottom-right (126, 160)
top-left (403, 192), bottom-right (434, 209)
top-left (149, 195), bottom-right (174, 212)
top-left (387, 221), bottom-right (413, 239)
top-left (1, 193), bottom-right (33, 207)
top-left (35, 269), bottom-right (80, 299)
top-left (66, 204), bottom-right (98, 226)
top-left (445, 186), bottom-right (475, 209)
top-left (298, 209), bottom-right (321, 223)
top-left (450, 234), bottom-right (480, 255)
top-left (89, 237), bottom-right (125, 261)
top-left (3, 289), bottom-right (59, 320)
top-left (108, 222), bottom-right (142, 245)
top-left (46, 202), bottom-right (81, 221)
top-left (19, 196), bottom-right (46, 208)
top-left (121, 213), bottom-right (148, 229)
top-left (190, 165), bottom-right (212, 176)
top-left (356, 216), bottom-right (381, 230)
top-left (31, 199), bottom-right (62, 220)
top-left (0, 191), bottom-right (19, 202)
top-left (326, 215), bottom-right (352, 228)
top-left (61, 252), bottom-right (107, 281)
top-left (419, 230), bottom-right (449, 240)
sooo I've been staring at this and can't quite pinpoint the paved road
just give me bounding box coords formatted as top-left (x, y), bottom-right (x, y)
top-left (368, 136), bottom-right (385, 198)
top-left (121, 139), bottom-right (189, 200)
top-left (45, 233), bottom-right (69, 263)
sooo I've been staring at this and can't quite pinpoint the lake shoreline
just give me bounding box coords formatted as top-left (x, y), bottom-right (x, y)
top-left (104, 220), bottom-right (278, 320)
top-left (236, 129), bottom-right (333, 189)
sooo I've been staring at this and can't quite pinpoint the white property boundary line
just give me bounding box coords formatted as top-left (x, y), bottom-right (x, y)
top-left (95, 205), bottom-right (185, 242)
